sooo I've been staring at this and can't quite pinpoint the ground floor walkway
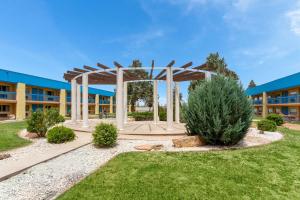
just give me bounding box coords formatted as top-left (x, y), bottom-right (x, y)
top-left (283, 123), bottom-right (300, 131)
top-left (0, 130), bottom-right (91, 181)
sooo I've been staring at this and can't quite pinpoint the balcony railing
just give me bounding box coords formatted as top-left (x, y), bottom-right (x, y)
top-left (88, 98), bottom-right (95, 103)
top-left (0, 91), bottom-right (16, 100)
top-left (252, 99), bottom-right (262, 105)
top-left (268, 95), bottom-right (300, 104)
top-left (100, 100), bottom-right (110, 104)
top-left (26, 93), bottom-right (59, 102)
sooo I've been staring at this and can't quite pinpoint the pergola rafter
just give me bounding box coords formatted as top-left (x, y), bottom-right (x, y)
top-left (64, 60), bottom-right (214, 130)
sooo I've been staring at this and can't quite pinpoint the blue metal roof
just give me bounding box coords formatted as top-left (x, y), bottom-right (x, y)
top-left (246, 72), bottom-right (300, 96)
top-left (0, 68), bottom-right (114, 96)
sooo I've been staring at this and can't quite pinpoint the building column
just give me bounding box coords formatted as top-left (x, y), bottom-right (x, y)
top-left (175, 82), bottom-right (180, 123)
top-left (153, 80), bottom-right (159, 124)
top-left (262, 92), bottom-right (268, 118)
top-left (123, 81), bottom-right (128, 124)
top-left (71, 79), bottom-right (77, 122)
top-left (76, 84), bottom-right (81, 120)
top-left (166, 67), bottom-right (173, 131)
top-left (95, 94), bottom-right (99, 115)
top-left (109, 96), bottom-right (113, 113)
top-left (116, 67), bottom-right (124, 130)
top-left (16, 82), bottom-right (26, 120)
top-left (59, 89), bottom-right (66, 117)
top-left (82, 74), bottom-right (89, 128)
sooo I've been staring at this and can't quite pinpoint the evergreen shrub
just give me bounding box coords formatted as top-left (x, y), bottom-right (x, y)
top-left (183, 75), bottom-right (253, 145)
top-left (93, 123), bottom-right (117, 147)
top-left (47, 126), bottom-right (75, 143)
top-left (257, 119), bottom-right (277, 132)
top-left (266, 113), bottom-right (284, 126)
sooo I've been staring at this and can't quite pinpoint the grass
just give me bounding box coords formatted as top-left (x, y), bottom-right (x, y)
top-left (0, 121), bottom-right (31, 152)
top-left (58, 127), bottom-right (300, 200)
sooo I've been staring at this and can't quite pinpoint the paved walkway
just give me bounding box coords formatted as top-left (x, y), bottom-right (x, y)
top-left (0, 130), bottom-right (91, 181)
top-left (283, 123), bottom-right (300, 131)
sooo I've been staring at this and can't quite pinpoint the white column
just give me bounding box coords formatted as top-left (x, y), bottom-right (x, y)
top-left (76, 84), bottom-right (81, 120)
top-left (166, 67), bottom-right (173, 131)
top-left (71, 79), bottom-right (77, 122)
top-left (116, 68), bottom-right (124, 130)
top-left (153, 80), bottom-right (159, 124)
top-left (175, 82), bottom-right (180, 123)
top-left (123, 81), bottom-right (128, 124)
top-left (205, 72), bottom-right (212, 80)
top-left (82, 74), bottom-right (89, 128)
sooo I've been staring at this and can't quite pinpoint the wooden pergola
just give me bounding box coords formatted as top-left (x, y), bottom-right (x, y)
top-left (64, 61), bottom-right (214, 130)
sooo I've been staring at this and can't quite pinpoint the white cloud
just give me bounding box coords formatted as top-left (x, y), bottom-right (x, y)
top-left (286, 8), bottom-right (300, 36)
top-left (233, 0), bottom-right (254, 12)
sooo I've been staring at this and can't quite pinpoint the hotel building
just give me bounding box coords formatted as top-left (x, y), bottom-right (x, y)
top-left (0, 69), bottom-right (114, 120)
top-left (246, 72), bottom-right (300, 121)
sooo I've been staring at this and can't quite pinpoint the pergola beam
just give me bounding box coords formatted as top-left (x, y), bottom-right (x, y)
top-left (159, 61), bottom-right (192, 80)
top-left (149, 60), bottom-right (154, 80)
top-left (154, 60), bottom-right (175, 80)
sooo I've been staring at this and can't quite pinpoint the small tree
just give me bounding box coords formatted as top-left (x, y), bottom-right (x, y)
top-left (184, 75), bottom-right (252, 145)
top-left (189, 52), bottom-right (238, 91)
top-left (127, 60), bottom-right (153, 111)
top-left (248, 80), bottom-right (256, 88)
top-left (26, 108), bottom-right (65, 137)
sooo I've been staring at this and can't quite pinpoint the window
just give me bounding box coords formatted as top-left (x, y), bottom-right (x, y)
top-left (0, 85), bottom-right (9, 91)
top-left (0, 105), bottom-right (10, 112)
top-left (268, 108), bottom-right (273, 113)
top-left (289, 108), bottom-right (297, 115)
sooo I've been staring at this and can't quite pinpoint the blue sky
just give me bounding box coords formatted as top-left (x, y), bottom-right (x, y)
top-left (1, 0), bottom-right (300, 104)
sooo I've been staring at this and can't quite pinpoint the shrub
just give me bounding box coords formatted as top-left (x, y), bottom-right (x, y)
top-left (27, 109), bottom-right (47, 137)
top-left (129, 112), bottom-right (153, 121)
top-left (93, 123), bottom-right (117, 147)
top-left (158, 107), bottom-right (167, 121)
top-left (183, 75), bottom-right (253, 145)
top-left (266, 113), bottom-right (284, 126)
top-left (45, 109), bottom-right (65, 127)
top-left (26, 108), bottom-right (65, 137)
top-left (47, 126), bottom-right (75, 143)
top-left (257, 119), bottom-right (277, 132)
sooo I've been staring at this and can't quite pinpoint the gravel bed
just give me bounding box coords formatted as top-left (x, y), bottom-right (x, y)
top-left (0, 128), bottom-right (282, 200)
top-left (0, 140), bottom-right (171, 200)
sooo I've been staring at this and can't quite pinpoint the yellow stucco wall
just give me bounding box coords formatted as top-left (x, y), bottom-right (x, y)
top-left (109, 96), bottom-right (113, 113)
top-left (16, 83), bottom-right (26, 120)
top-left (95, 94), bottom-right (99, 115)
top-left (59, 89), bottom-right (66, 116)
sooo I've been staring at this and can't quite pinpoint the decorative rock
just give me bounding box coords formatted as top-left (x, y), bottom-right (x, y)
top-left (258, 130), bottom-right (264, 134)
top-left (25, 132), bottom-right (39, 139)
top-left (0, 153), bottom-right (11, 160)
top-left (134, 144), bottom-right (163, 151)
top-left (172, 136), bottom-right (204, 148)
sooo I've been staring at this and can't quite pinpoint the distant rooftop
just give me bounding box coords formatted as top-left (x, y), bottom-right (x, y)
top-left (246, 72), bottom-right (300, 96)
top-left (0, 68), bottom-right (114, 96)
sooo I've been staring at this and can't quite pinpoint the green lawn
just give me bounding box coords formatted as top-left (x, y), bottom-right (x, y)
top-left (58, 127), bottom-right (300, 200)
top-left (0, 121), bottom-right (31, 152)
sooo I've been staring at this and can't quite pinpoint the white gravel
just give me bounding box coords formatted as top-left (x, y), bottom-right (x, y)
top-left (0, 128), bottom-right (283, 200)
top-left (0, 140), bottom-right (171, 200)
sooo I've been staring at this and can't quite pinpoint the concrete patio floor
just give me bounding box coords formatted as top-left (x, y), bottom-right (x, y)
top-left (64, 119), bottom-right (187, 140)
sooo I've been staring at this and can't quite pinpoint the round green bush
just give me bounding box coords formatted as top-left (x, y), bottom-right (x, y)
top-left (266, 113), bottom-right (284, 126)
top-left (47, 126), bottom-right (75, 143)
top-left (183, 75), bottom-right (253, 145)
top-left (93, 123), bottom-right (117, 147)
top-left (257, 119), bottom-right (277, 132)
